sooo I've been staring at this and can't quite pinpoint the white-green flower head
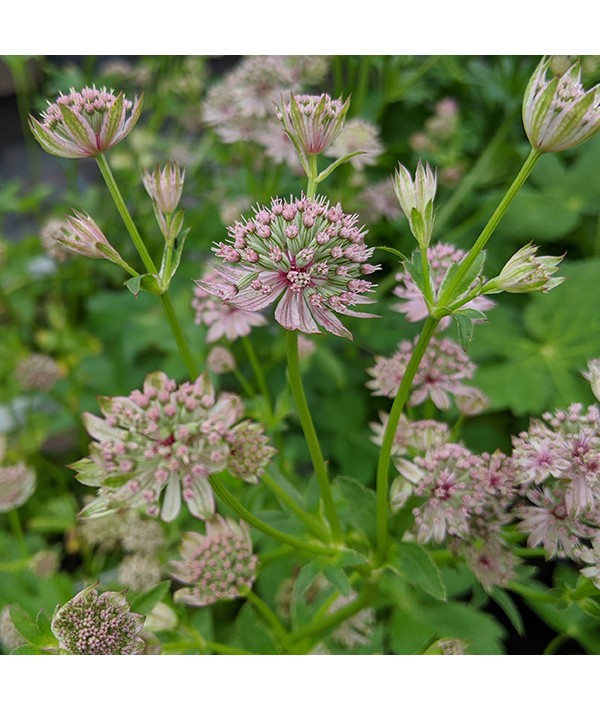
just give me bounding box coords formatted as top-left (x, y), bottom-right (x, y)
top-left (523, 56), bottom-right (600, 153)
top-left (487, 243), bottom-right (565, 294)
top-left (392, 160), bottom-right (437, 248)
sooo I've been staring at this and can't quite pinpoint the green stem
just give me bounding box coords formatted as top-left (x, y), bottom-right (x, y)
top-left (233, 368), bottom-right (255, 399)
top-left (210, 475), bottom-right (337, 557)
top-left (508, 581), bottom-right (557, 604)
top-left (262, 472), bottom-right (330, 541)
top-left (95, 153), bottom-right (199, 380)
top-left (242, 337), bottom-right (272, 417)
top-left (243, 587), bottom-right (287, 639)
top-left (420, 246), bottom-right (434, 306)
top-left (205, 641), bottom-right (253, 655)
top-left (286, 331), bottom-right (342, 542)
top-left (375, 317), bottom-right (439, 563)
top-left (438, 148), bottom-right (541, 309)
top-left (8, 509), bottom-right (28, 559)
top-left (543, 633), bottom-right (569, 655)
top-left (306, 155), bottom-right (318, 200)
top-left (285, 583), bottom-right (375, 648)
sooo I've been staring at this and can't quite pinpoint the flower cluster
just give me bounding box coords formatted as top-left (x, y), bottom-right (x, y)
top-left (393, 243), bottom-right (495, 328)
top-left (0, 462), bottom-right (36, 513)
top-left (523, 56), bottom-right (600, 153)
top-left (51, 585), bottom-right (145, 655)
top-left (324, 117), bottom-right (384, 170)
top-left (15, 354), bottom-right (62, 392)
top-left (29, 86), bottom-right (142, 158)
top-left (367, 336), bottom-right (486, 412)
top-left (170, 516), bottom-right (258, 606)
top-left (192, 266), bottom-right (267, 342)
top-left (72, 371), bottom-right (274, 522)
top-left (40, 218), bottom-right (71, 262)
top-left (206, 196), bottom-right (380, 339)
top-left (512, 403), bottom-right (600, 561)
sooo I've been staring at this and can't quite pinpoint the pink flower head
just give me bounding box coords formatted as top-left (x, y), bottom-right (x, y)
top-left (0, 462), bottom-right (36, 513)
top-left (208, 196), bottom-right (380, 339)
top-left (277, 94), bottom-right (350, 157)
top-left (29, 86), bottom-right (142, 159)
top-left (367, 336), bottom-right (477, 409)
top-left (51, 584), bottom-right (145, 655)
top-left (463, 537), bottom-right (516, 591)
top-left (193, 266), bottom-right (267, 342)
top-left (72, 371), bottom-right (274, 522)
top-left (170, 516), bottom-right (258, 606)
top-left (142, 161), bottom-right (185, 215)
top-left (393, 243), bottom-right (495, 329)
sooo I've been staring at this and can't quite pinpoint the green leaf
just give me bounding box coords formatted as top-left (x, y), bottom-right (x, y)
top-left (124, 275), bottom-right (141, 296)
top-left (321, 565), bottom-right (352, 597)
top-left (375, 245), bottom-right (407, 262)
top-left (440, 250), bottom-right (487, 304)
top-left (129, 581), bottom-right (171, 615)
top-left (453, 311), bottom-right (475, 350)
top-left (9, 606), bottom-right (46, 646)
top-left (10, 644), bottom-right (48, 655)
top-left (293, 560), bottom-right (323, 598)
top-left (403, 248), bottom-right (425, 294)
top-left (333, 477), bottom-right (377, 544)
top-left (488, 587), bottom-right (524, 636)
top-left (391, 542), bottom-right (447, 601)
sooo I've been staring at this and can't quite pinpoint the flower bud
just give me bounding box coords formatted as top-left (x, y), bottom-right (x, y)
top-left (392, 161), bottom-right (436, 247)
top-left (486, 243), bottom-right (564, 294)
top-left (142, 161), bottom-right (185, 215)
top-left (207, 345), bottom-right (236, 374)
top-left (61, 211), bottom-right (127, 266)
top-left (523, 56), bottom-right (600, 153)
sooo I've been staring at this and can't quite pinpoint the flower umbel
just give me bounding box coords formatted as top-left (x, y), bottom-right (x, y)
top-left (170, 516), bottom-right (258, 606)
top-left (29, 86), bottom-right (142, 158)
top-left (393, 161), bottom-right (437, 247)
top-left (72, 371), bottom-right (274, 522)
top-left (522, 56), bottom-right (600, 153)
top-left (0, 462), bottom-right (36, 513)
top-left (208, 195), bottom-right (380, 339)
top-left (51, 585), bottom-right (145, 655)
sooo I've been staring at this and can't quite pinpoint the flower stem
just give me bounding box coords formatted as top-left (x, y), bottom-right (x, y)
top-left (243, 587), bottom-right (288, 639)
top-left (543, 633), bottom-right (569, 655)
top-left (437, 148), bottom-right (541, 309)
top-left (95, 153), bottom-right (199, 380)
top-left (9, 509), bottom-right (28, 559)
top-left (285, 331), bottom-right (343, 542)
top-left (242, 336), bottom-right (273, 418)
top-left (210, 475), bottom-right (337, 557)
top-left (306, 155), bottom-right (318, 199)
top-left (375, 316), bottom-right (438, 564)
top-left (261, 472), bottom-right (331, 541)
top-left (204, 641), bottom-right (253, 655)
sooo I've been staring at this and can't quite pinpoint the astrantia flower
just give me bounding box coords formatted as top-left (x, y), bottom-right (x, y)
top-left (207, 346), bottom-right (236, 374)
top-left (523, 56), bottom-right (600, 153)
top-left (579, 537), bottom-right (600, 589)
top-left (207, 196), bottom-right (380, 339)
top-left (485, 243), bottom-right (564, 294)
top-left (367, 336), bottom-right (477, 409)
top-left (29, 86), bottom-right (142, 159)
top-left (393, 243), bottom-right (494, 328)
top-left (72, 371), bottom-right (274, 522)
top-left (51, 585), bottom-right (145, 655)
top-left (277, 94), bottom-right (350, 158)
top-left (324, 118), bottom-right (384, 170)
top-left (170, 516), bottom-right (258, 606)
top-left (40, 218), bottom-right (71, 262)
top-left (0, 462), bottom-right (36, 513)
top-left (60, 211), bottom-right (127, 265)
top-left (463, 538), bottom-right (517, 590)
top-left (357, 179), bottom-right (402, 222)
top-left (329, 592), bottom-right (375, 649)
top-left (118, 553), bottom-right (162, 592)
top-left (192, 266), bottom-right (267, 342)
top-left (15, 353), bottom-right (62, 392)
top-left (512, 404), bottom-right (600, 518)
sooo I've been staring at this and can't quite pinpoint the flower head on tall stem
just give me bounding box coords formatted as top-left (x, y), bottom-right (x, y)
top-left (485, 243), bottom-right (565, 294)
top-left (51, 585), bottom-right (145, 655)
top-left (170, 516), bottom-right (258, 606)
top-left (276, 94), bottom-right (350, 159)
top-left (522, 56), bottom-right (600, 153)
top-left (207, 195), bottom-right (380, 339)
top-left (142, 161), bottom-right (185, 216)
top-left (72, 371), bottom-right (274, 522)
top-left (29, 86), bottom-right (142, 159)
top-left (60, 211), bottom-right (127, 266)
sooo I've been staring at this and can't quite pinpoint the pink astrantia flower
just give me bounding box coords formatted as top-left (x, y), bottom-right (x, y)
top-left (192, 266), bottom-right (267, 343)
top-left (142, 161), bottom-right (185, 216)
top-left (0, 462), bottom-right (36, 513)
top-left (512, 404), bottom-right (600, 518)
top-left (463, 538), bottom-right (517, 591)
top-left (29, 86), bottom-right (142, 159)
top-left (277, 94), bottom-right (350, 157)
top-left (60, 211), bottom-right (126, 264)
top-left (393, 243), bottom-right (495, 329)
top-left (367, 336), bottom-right (477, 409)
top-left (324, 118), bottom-right (384, 170)
top-left (51, 585), bottom-right (145, 655)
top-left (206, 195), bottom-right (380, 339)
top-left (72, 371), bottom-right (274, 522)
top-left (170, 516), bottom-right (258, 606)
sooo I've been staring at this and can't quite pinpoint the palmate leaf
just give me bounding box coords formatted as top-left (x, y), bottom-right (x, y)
top-left (469, 260), bottom-right (600, 415)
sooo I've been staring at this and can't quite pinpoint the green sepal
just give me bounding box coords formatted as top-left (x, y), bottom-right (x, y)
top-left (375, 245), bottom-right (408, 262)
top-left (316, 151), bottom-right (366, 184)
top-left (438, 250), bottom-right (487, 306)
top-left (58, 103), bottom-right (93, 150)
top-left (28, 117), bottom-right (68, 157)
top-left (70, 458), bottom-right (104, 486)
top-left (124, 273), bottom-right (162, 296)
top-left (103, 92), bottom-right (124, 147)
top-left (129, 581), bottom-right (171, 616)
top-left (488, 586), bottom-right (525, 636)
